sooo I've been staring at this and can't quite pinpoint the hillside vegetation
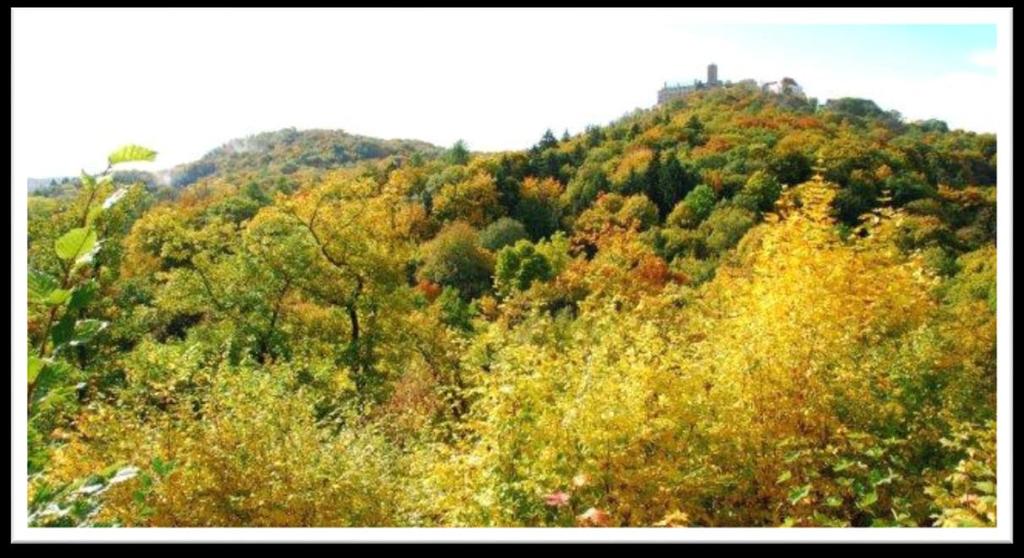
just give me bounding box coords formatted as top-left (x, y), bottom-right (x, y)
top-left (26, 84), bottom-right (996, 527)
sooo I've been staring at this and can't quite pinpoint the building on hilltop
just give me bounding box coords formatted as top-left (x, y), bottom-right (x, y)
top-left (657, 63), bottom-right (724, 105)
top-left (761, 77), bottom-right (805, 97)
top-left (657, 64), bottom-right (806, 105)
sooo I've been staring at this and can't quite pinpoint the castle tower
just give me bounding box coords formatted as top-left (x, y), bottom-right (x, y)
top-left (707, 63), bottom-right (718, 86)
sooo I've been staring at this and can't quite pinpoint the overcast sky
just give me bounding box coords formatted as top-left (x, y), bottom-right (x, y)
top-left (12, 8), bottom-right (1006, 178)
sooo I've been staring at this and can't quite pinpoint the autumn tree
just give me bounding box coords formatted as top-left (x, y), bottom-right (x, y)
top-left (418, 222), bottom-right (495, 300)
top-left (480, 217), bottom-right (529, 252)
top-left (494, 240), bottom-right (553, 297)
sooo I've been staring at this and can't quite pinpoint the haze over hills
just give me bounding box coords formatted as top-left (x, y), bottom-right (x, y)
top-left (27, 128), bottom-right (444, 194)
top-left (27, 177), bottom-right (73, 192)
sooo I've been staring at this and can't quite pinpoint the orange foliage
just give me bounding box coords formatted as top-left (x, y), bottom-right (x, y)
top-left (416, 279), bottom-right (443, 302)
top-left (630, 254), bottom-right (685, 291)
top-left (610, 148), bottom-right (655, 185)
top-left (692, 135), bottom-right (733, 157)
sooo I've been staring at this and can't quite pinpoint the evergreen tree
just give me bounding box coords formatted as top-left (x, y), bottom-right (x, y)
top-left (642, 149), bottom-right (662, 204)
top-left (684, 115), bottom-right (706, 146)
top-left (536, 129), bottom-right (558, 152)
top-left (654, 155), bottom-right (697, 218)
top-left (446, 139), bottom-right (470, 165)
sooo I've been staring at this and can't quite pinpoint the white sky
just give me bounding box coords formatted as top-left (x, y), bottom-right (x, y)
top-left (11, 8), bottom-right (1008, 178)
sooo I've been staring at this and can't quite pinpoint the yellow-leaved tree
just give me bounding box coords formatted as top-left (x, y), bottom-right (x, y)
top-left (415, 176), bottom-right (993, 527)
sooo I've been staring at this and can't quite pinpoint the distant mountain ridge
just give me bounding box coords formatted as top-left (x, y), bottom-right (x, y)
top-left (166, 128), bottom-right (444, 188)
top-left (27, 177), bottom-right (75, 192)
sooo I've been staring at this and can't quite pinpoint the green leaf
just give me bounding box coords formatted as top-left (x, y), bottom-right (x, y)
top-left (45, 288), bottom-right (71, 306)
top-left (974, 481), bottom-right (995, 495)
top-left (67, 281), bottom-right (98, 313)
top-left (832, 458), bottom-right (855, 473)
top-left (30, 361), bottom-right (73, 407)
top-left (788, 484), bottom-right (812, 505)
top-left (871, 468), bottom-right (897, 487)
top-left (776, 470), bottom-right (792, 484)
top-left (108, 145), bottom-right (157, 166)
top-left (864, 447), bottom-right (885, 459)
top-left (28, 355), bottom-right (45, 384)
top-left (826, 496), bottom-right (843, 508)
top-left (152, 456), bottom-right (176, 478)
top-left (857, 490), bottom-right (878, 509)
top-left (51, 314), bottom-right (75, 350)
top-left (54, 228), bottom-right (97, 262)
top-left (73, 240), bottom-right (102, 269)
top-left (812, 511), bottom-right (847, 527)
top-left (28, 270), bottom-right (59, 303)
top-left (69, 319), bottom-right (108, 346)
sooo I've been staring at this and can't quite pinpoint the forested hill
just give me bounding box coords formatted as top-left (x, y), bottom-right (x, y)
top-left (28, 128), bottom-right (445, 197)
top-left (165, 128), bottom-right (445, 188)
top-left (27, 82), bottom-right (997, 528)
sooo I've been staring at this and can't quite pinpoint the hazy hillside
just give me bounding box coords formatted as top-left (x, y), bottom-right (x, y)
top-left (28, 128), bottom-right (445, 197)
top-left (165, 128), bottom-right (445, 188)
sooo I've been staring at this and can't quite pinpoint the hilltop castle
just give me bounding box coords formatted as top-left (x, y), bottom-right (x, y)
top-left (657, 63), bottom-right (804, 105)
top-left (760, 76), bottom-right (804, 96)
top-left (657, 63), bottom-right (722, 104)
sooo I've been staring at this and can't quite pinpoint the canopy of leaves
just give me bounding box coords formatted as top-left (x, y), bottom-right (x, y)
top-left (480, 217), bottom-right (529, 252)
top-left (26, 84), bottom-right (997, 528)
top-left (494, 240), bottom-right (554, 297)
top-left (418, 222), bottom-right (495, 300)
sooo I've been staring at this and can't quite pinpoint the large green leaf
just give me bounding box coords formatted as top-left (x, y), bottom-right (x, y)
top-left (28, 270), bottom-right (59, 303)
top-left (30, 360), bottom-right (72, 404)
top-left (108, 145), bottom-right (157, 166)
top-left (28, 355), bottom-right (45, 384)
top-left (67, 280), bottom-right (98, 313)
top-left (68, 319), bottom-right (109, 346)
top-left (73, 239), bottom-right (102, 269)
top-left (51, 314), bottom-right (75, 349)
top-left (50, 317), bottom-right (108, 354)
top-left (54, 228), bottom-right (97, 262)
top-left (45, 289), bottom-right (71, 306)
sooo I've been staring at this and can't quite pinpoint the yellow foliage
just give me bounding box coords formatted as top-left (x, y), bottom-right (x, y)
top-left (443, 179), bottom-right (976, 526)
top-left (520, 176), bottom-right (563, 202)
top-left (44, 371), bottom-right (405, 527)
top-left (433, 172), bottom-right (501, 227)
top-left (610, 148), bottom-right (655, 186)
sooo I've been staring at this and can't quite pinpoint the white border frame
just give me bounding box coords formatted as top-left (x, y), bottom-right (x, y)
top-left (11, 7), bottom-right (1013, 543)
